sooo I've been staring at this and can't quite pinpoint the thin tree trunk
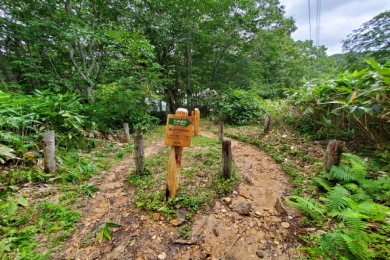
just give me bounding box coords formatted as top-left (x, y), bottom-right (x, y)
top-left (43, 131), bottom-right (56, 173)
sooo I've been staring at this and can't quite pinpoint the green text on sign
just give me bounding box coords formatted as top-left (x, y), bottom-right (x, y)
top-left (168, 118), bottom-right (192, 127)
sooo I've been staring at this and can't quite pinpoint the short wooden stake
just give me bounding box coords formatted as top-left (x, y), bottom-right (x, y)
top-left (194, 108), bottom-right (200, 136)
top-left (123, 123), bottom-right (130, 142)
top-left (218, 121), bottom-right (224, 142)
top-left (264, 114), bottom-right (271, 133)
top-left (166, 108), bottom-right (188, 199)
top-left (43, 131), bottom-right (56, 173)
top-left (323, 140), bottom-right (345, 172)
top-left (134, 134), bottom-right (145, 174)
top-left (222, 140), bottom-right (232, 179)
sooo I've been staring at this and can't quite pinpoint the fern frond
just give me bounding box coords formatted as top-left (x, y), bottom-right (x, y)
top-left (313, 177), bottom-right (334, 191)
top-left (356, 201), bottom-right (389, 221)
top-left (343, 183), bottom-right (371, 202)
top-left (320, 231), bottom-right (370, 260)
top-left (287, 196), bottom-right (325, 221)
top-left (326, 184), bottom-right (350, 211)
top-left (330, 208), bottom-right (368, 231)
top-left (329, 165), bottom-right (358, 182)
top-left (343, 153), bottom-right (367, 178)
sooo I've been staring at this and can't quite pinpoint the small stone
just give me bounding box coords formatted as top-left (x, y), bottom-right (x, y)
top-left (246, 236), bottom-right (258, 244)
top-left (177, 209), bottom-right (187, 222)
top-left (264, 217), bottom-right (271, 222)
top-left (140, 215), bottom-right (147, 221)
top-left (275, 248), bottom-right (282, 256)
top-left (269, 233), bottom-right (276, 239)
top-left (222, 197), bottom-right (232, 205)
top-left (245, 162), bottom-right (252, 169)
top-left (274, 240), bottom-right (280, 245)
top-left (153, 213), bottom-right (160, 221)
top-left (238, 186), bottom-right (252, 200)
top-left (233, 190), bottom-right (238, 195)
top-left (169, 219), bottom-right (181, 226)
top-left (281, 222), bottom-right (290, 229)
top-left (256, 250), bottom-right (265, 258)
top-left (152, 235), bottom-right (157, 240)
top-left (212, 228), bottom-right (219, 237)
top-left (157, 252), bottom-right (167, 260)
top-left (275, 198), bottom-right (288, 216)
top-left (255, 211), bottom-right (262, 217)
top-left (234, 202), bottom-right (252, 216)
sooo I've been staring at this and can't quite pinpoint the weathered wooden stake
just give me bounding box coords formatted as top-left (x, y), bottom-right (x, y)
top-left (323, 140), bottom-right (345, 172)
top-left (222, 140), bottom-right (232, 179)
top-left (43, 131), bottom-right (56, 173)
top-left (166, 108), bottom-right (188, 199)
top-left (264, 114), bottom-right (271, 133)
top-left (194, 108), bottom-right (200, 136)
top-left (123, 123), bottom-right (130, 142)
top-left (218, 121), bottom-right (224, 142)
top-left (134, 134), bottom-right (145, 174)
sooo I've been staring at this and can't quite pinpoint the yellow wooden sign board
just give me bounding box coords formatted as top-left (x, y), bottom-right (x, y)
top-left (164, 114), bottom-right (194, 147)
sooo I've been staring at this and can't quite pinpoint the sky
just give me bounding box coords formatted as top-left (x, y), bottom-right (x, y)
top-left (279, 0), bottom-right (390, 55)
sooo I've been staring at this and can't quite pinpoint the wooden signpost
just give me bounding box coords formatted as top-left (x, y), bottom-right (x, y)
top-left (164, 108), bottom-right (194, 199)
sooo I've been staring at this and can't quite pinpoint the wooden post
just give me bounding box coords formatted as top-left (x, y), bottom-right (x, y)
top-left (264, 114), bottom-right (271, 133)
top-left (218, 121), bottom-right (224, 142)
top-left (123, 123), bottom-right (130, 142)
top-left (134, 134), bottom-right (145, 174)
top-left (323, 140), bottom-right (345, 172)
top-left (166, 108), bottom-right (188, 199)
top-left (43, 131), bottom-right (56, 173)
top-left (194, 108), bottom-right (200, 136)
top-left (222, 140), bottom-right (232, 179)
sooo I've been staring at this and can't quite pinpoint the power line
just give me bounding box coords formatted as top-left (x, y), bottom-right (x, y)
top-left (316, 0), bottom-right (321, 46)
top-left (308, 0), bottom-right (312, 42)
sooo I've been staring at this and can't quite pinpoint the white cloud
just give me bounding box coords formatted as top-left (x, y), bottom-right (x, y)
top-left (279, 0), bottom-right (390, 55)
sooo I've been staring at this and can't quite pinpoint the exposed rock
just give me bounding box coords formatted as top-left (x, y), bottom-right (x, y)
top-left (256, 250), bottom-right (265, 258)
top-left (234, 202), bottom-right (252, 216)
top-left (222, 197), bottom-right (232, 205)
top-left (177, 209), bottom-right (187, 222)
top-left (212, 228), bottom-right (219, 237)
top-left (221, 208), bottom-right (227, 213)
top-left (281, 222), bottom-right (290, 229)
top-left (275, 198), bottom-right (288, 216)
top-left (169, 219), bottom-right (182, 226)
top-left (157, 252), bottom-right (167, 260)
top-left (152, 213), bottom-right (160, 221)
top-left (275, 247), bottom-right (282, 256)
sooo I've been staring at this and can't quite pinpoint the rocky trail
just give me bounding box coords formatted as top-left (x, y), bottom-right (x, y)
top-left (60, 129), bottom-right (302, 260)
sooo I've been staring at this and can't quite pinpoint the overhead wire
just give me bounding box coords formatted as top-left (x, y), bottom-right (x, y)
top-left (308, 0), bottom-right (312, 42)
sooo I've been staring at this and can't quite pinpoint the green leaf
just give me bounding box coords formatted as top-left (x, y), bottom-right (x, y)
top-left (7, 201), bottom-right (18, 215)
top-left (17, 197), bottom-right (28, 207)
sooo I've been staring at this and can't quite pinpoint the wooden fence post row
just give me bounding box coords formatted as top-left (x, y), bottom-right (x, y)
top-left (222, 140), bottom-right (232, 179)
top-left (134, 134), bottom-right (145, 174)
top-left (43, 130), bottom-right (56, 173)
top-left (264, 114), bottom-right (271, 133)
top-left (123, 123), bottom-right (130, 142)
top-left (323, 140), bottom-right (345, 172)
top-left (193, 108), bottom-right (200, 136)
top-left (218, 121), bottom-right (224, 142)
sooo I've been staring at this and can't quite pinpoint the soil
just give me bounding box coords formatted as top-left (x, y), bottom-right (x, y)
top-left (59, 130), bottom-right (302, 260)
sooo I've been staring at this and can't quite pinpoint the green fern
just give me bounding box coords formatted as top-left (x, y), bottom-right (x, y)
top-left (343, 183), bottom-right (371, 202)
top-left (287, 196), bottom-right (325, 221)
top-left (313, 177), bottom-right (333, 191)
top-left (326, 184), bottom-right (350, 211)
top-left (330, 208), bottom-right (368, 231)
top-left (328, 153), bottom-right (367, 182)
top-left (320, 230), bottom-right (372, 260)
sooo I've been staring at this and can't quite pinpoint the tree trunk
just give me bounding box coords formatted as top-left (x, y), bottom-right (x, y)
top-left (134, 134), bottom-right (145, 175)
top-left (222, 140), bottom-right (232, 179)
top-left (43, 131), bottom-right (56, 173)
top-left (323, 140), bottom-right (345, 172)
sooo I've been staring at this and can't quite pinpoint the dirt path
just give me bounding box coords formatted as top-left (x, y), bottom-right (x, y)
top-left (60, 130), bottom-right (301, 260)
